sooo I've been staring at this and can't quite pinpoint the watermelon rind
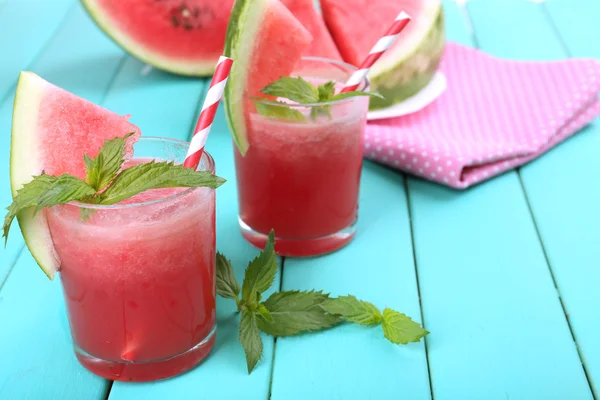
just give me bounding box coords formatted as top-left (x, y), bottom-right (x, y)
top-left (368, 1), bottom-right (445, 110)
top-left (223, 0), bottom-right (270, 155)
top-left (80, 0), bottom-right (216, 77)
top-left (10, 72), bottom-right (61, 279)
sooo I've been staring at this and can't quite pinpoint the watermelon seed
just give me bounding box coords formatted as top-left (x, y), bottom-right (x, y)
top-left (168, 3), bottom-right (214, 30)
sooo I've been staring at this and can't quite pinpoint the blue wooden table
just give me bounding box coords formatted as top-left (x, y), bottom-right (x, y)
top-left (1, 0), bottom-right (599, 399)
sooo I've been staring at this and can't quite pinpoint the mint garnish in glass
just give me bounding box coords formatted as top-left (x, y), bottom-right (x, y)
top-left (254, 76), bottom-right (384, 122)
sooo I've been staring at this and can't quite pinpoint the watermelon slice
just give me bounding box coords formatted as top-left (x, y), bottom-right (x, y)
top-left (320, 0), bottom-right (445, 110)
top-left (224, 0), bottom-right (312, 154)
top-left (81, 0), bottom-right (235, 76)
top-left (10, 72), bottom-right (141, 279)
top-left (281, 0), bottom-right (342, 60)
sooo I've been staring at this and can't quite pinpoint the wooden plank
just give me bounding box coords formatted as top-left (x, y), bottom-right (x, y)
top-left (468, 0), bottom-right (564, 61)
top-left (0, 3), bottom-right (127, 282)
top-left (0, 252), bottom-right (108, 400)
top-left (0, 0), bottom-right (74, 102)
top-left (270, 161), bottom-right (431, 400)
top-left (519, 0), bottom-right (600, 395)
top-left (405, 1), bottom-right (593, 399)
top-left (109, 105), bottom-right (279, 400)
top-left (0, 4), bottom-right (126, 399)
top-left (544, 0), bottom-right (600, 59)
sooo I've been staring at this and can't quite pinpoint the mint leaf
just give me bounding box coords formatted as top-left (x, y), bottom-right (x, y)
top-left (331, 91), bottom-right (385, 101)
top-left (96, 161), bottom-right (225, 205)
top-left (239, 309), bottom-right (263, 373)
top-left (318, 81), bottom-right (336, 102)
top-left (261, 76), bottom-right (319, 103)
top-left (255, 101), bottom-right (306, 122)
top-left (323, 295), bottom-right (382, 326)
top-left (216, 253), bottom-right (240, 301)
top-left (257, 290), bottom-right (340, 337)
top-left (381, 308), bottom-right (429, 345)
top-left (84, 133), bottom-right (134, 191)
top-left (241, 230), bottom-right (277, 305)
top-left (256, 303), bottom-right (274, 324)
top-left (3, 174), bottom-right (95, 243)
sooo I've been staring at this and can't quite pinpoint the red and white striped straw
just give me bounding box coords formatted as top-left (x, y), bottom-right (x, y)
top-left (341, 11), bottom-right (412, 93)
top-left (184, 56), bottom-right (234, 169)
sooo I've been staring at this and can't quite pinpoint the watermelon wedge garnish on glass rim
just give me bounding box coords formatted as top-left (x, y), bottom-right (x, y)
top-left (9, 72), bottom-right (141, 278)
top-left (223, 0), bottom-right (312, 154)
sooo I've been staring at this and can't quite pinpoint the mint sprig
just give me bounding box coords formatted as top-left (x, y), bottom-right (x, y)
top-left (216, 232), bottom-right (429, 374)
top-left (3, 135), bottom-right (225, 242)
top-left (254, 76), bottom-right (384, 122)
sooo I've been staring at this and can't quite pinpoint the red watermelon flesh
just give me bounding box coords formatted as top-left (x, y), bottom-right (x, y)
top-left (281, 0), bottom-right (342, 60)
top-left (224, 0), bottom-right (313, 154)
top-left (321, 0), bottom-right (426, 66)
top-left (242, 3), bottom-right (312, 101)
top-left (82, 0), bottom-right (236, 76)
top-left (37, 84), bottom-right (141, 180)
top-left (320, 0), bottom-right (445, 109)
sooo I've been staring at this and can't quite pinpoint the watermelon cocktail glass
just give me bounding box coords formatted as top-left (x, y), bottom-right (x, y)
top-left (235, 57), bottom-right (369, 256)
top-left (47, 137), bottom-right (217, 382)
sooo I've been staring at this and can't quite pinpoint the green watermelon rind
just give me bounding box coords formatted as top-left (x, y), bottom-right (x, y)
top-left (80, 0), bottom-right (217, 77)
top-left (10, 72), bottom-right (61, 280)
top-left (368, 2), bottom-right (445, 110)
top-left (224, 0), bottom-right (269, 155)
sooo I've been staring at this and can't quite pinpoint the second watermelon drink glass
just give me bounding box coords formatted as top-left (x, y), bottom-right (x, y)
top-left (234, 57), bottom-right (370, 256)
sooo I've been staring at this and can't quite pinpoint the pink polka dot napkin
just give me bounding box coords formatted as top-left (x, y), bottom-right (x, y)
top-left (365, 42), bottom-right (600, 189)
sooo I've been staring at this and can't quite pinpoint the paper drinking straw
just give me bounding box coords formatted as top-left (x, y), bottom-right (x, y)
top-left (340, 11), bottom-right (412, 93)
top-left (184, 56), bottom-right (234, 169)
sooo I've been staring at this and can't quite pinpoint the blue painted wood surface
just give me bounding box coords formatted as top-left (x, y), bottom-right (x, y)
top-left (521, 0), bottom-right (600, 395)
top-left (0, 0), bottom-right (598, 399)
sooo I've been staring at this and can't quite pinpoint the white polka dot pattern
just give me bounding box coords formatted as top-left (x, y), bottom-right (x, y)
top-left (364, 43), bottom-right (600, 189)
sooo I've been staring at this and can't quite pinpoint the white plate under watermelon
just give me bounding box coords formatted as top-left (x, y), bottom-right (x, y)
top-left (367, 71), bottom-right (447, 121)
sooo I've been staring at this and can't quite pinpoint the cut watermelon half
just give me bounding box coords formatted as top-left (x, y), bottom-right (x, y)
top-left (321, 0), bottom-right (445, 110)
top-left (10, 72), bottom-right (141, 279)
top-left (281, 0), bottom-right (342, 60)
top-left (224, 0), bottom-right (312, 154)
top-left (81, 0), bottom-right (235, 76)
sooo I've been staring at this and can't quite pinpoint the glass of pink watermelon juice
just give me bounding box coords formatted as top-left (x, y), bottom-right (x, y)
top-left (235, 57), bottom-right (369, 256)
top-left (47, 137), bottom-right (217, 382)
